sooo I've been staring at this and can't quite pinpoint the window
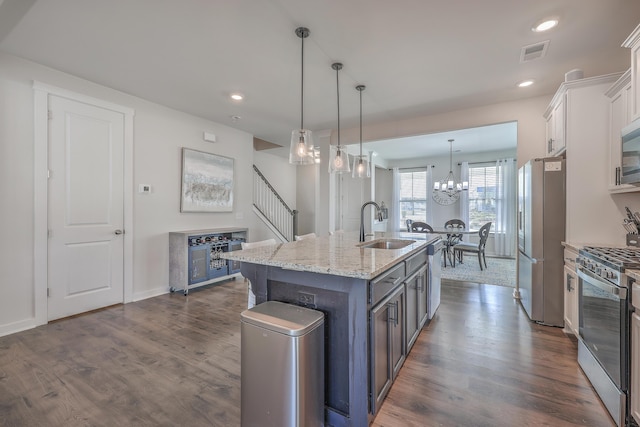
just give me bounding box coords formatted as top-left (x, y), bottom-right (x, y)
top-left (468, 164), bottom-right (499, 231)
top-left (399, 169), bottom-right (427, 229)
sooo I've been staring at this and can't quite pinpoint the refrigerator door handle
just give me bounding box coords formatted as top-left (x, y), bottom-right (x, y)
top-left (519, 251), bottom-right (542, 264)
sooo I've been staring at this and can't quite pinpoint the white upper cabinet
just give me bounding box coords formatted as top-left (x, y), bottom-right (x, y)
top-left (555, 73), bottom-right (624, 244)
top-left (606, 69), bottom-right (633, 190)
top-left (623, 23), bottom-right (640, 122)
top-left (544, 94), bottom-right (566, 156)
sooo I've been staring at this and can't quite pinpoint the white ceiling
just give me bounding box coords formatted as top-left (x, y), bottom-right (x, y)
top-left (1, 0), bottom-right (639, 160)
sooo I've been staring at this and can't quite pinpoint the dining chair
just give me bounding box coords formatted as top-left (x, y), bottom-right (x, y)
top-left (453, 222), bottom-right (492, 270)
top-left (405, 219), bottom-right (413, 232)
top-left (295, 232), bottom-right (317, 241)
top-left (241, 238), bottom-right (277, 308)
top-left (443, 219), bottom-right (466, 267)
top-left (410, 221), bottom-right (433, 233)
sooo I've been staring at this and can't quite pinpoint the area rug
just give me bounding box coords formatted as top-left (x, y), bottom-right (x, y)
top-left (441, 256), bottom-right (516, 288)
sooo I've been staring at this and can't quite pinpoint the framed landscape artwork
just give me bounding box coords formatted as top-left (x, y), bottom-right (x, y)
top-left (180, 148), bottom-right (234, 212)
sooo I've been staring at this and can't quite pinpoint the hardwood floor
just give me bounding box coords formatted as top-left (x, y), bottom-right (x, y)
top-left (0, 279), bottom-right (613, 426)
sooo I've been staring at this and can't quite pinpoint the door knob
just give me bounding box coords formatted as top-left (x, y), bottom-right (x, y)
top-left (114, 229), bottom-right (124, 235)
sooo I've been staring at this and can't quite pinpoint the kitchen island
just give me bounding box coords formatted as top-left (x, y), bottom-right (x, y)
top-left (222, 231), bottom-right (441, 426)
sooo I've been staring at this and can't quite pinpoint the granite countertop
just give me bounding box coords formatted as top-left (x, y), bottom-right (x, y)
top-left (628, 270), bottom-right (640, 281)
top-left (562, 241), bottom-right (633, 252)
top-left (221, 231), bottom-right (441, 280)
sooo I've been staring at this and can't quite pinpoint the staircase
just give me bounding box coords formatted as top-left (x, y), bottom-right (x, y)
top-left (252, 165), bottom-right (297, 242)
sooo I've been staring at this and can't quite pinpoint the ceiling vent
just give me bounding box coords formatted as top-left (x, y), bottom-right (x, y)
top-left (520, 40), bottom-right (549, 63)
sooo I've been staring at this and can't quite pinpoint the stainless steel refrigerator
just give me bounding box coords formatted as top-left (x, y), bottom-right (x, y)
top-left (517, 157), bottom-right (566, 326)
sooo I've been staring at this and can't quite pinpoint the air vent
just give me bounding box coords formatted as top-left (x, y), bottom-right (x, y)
top-left (520, 40), bottom-right (549, 63)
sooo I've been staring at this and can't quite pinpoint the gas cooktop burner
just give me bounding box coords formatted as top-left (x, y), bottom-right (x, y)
top-left (580, 246), bottom-right (640, 271)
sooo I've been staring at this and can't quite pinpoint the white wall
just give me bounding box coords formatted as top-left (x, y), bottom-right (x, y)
top-left (0, 52), bottom-right (259, 335)
top-left (375, 167), bottom-right (393, 210)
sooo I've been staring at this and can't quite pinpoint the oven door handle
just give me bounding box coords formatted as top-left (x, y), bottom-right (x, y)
top-left (576, 266), bottom-right (627, 299)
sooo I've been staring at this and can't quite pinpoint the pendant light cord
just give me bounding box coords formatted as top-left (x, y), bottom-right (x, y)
top-left (300, 33), bottom-right (304, 130)
top-left (336, 66), bottom-right (340, 147)
top-left (359, 88), bottom-right (362, 157)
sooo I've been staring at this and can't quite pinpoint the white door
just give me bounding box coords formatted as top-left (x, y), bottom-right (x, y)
top-left (47, 95), bottom-right (125, 321)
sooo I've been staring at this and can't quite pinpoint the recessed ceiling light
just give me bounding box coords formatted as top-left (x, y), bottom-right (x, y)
top-left (230, 93), bottom-right (243, 101)
top-left (518, 80), bottom-right (535, 88)
top-left (532, 18), bottom-right (558, 32)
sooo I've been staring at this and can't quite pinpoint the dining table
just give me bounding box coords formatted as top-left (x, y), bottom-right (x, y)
top-left (414, 228), bottom-right (476, 267)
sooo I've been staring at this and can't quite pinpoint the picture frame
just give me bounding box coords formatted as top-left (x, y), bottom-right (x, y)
top-left (180, 148), bottom-right (234, 213)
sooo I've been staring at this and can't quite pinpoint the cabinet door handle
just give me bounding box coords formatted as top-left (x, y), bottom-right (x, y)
top-left (566, 274), bottom-right (573, 291)
top-left (387, 301), bottom-right (398, 326)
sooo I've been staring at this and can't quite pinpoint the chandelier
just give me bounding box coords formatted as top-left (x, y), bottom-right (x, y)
top-left (433, 139), bottom-right (468, 201)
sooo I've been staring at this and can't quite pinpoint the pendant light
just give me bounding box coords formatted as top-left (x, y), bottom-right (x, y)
top-left (352, 85), bottom-right (370, 178)
top-left (289, 27), bottom-right (315, 165)
top-left (433, 138), bottom-right (468, 195)
top-left (328, 62), bottom-right (350, 173)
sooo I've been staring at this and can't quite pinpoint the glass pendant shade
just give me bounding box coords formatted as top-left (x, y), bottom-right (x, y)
top-left (289, 129), bottom-right (315, 165)
top-left (328, 144), bottom-right (350, 173)
top-left (352, 155), bottom-right (370, 178)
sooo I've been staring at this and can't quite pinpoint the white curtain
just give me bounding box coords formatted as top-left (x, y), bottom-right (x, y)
top-left (495, 158), bottom-right (516, 257)
top-left (460, 161), bottom-right (469, 241)
top-left (426, 165), bottom-right (434, 225)
top-left (391, 168), bottom-right (401, 231)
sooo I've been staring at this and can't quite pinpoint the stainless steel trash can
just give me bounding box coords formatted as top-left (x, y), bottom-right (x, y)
top-left (241, 301), bottom-right (325, 427)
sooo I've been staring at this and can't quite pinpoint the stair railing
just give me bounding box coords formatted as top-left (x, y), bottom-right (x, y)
top-left (253, 165), bottom-right (297, 242)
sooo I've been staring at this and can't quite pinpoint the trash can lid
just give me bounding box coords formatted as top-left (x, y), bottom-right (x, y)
top-left (241, 301), bottom-right (324, 336)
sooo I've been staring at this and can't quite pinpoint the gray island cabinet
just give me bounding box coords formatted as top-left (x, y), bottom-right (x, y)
top-left (222, 232), bottom-right (441, 426)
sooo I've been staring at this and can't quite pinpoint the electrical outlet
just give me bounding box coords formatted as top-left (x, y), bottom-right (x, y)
top-left (298, 292), bottom-right (315, 306)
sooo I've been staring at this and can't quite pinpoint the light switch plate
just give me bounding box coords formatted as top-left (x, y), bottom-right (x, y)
top-left (203, 132), bottom-right (216, 143)
top-left (138, 184), bottom-right (152, 194)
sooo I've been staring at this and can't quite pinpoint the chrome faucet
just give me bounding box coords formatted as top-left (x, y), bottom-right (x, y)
top-left (360, 201), bottom-right (383, 242)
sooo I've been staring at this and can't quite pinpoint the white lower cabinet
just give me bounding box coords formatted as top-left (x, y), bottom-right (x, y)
top-left (631, 280), bottom-right (640, 424)
top-left (631, 310), bottom-right (640, 423)
top-left (563, 265), bottom-right (578, 336)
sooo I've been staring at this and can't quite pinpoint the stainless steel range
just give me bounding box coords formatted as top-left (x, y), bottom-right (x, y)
top-left (577, 246), bottom-right (640, 427)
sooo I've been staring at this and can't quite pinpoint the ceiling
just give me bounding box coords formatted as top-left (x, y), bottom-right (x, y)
top-left (1, 0), bottom-right (639, 159)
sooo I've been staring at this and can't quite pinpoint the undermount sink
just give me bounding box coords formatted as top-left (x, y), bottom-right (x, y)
top-left (357, 239), bottom-right (416, 250)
